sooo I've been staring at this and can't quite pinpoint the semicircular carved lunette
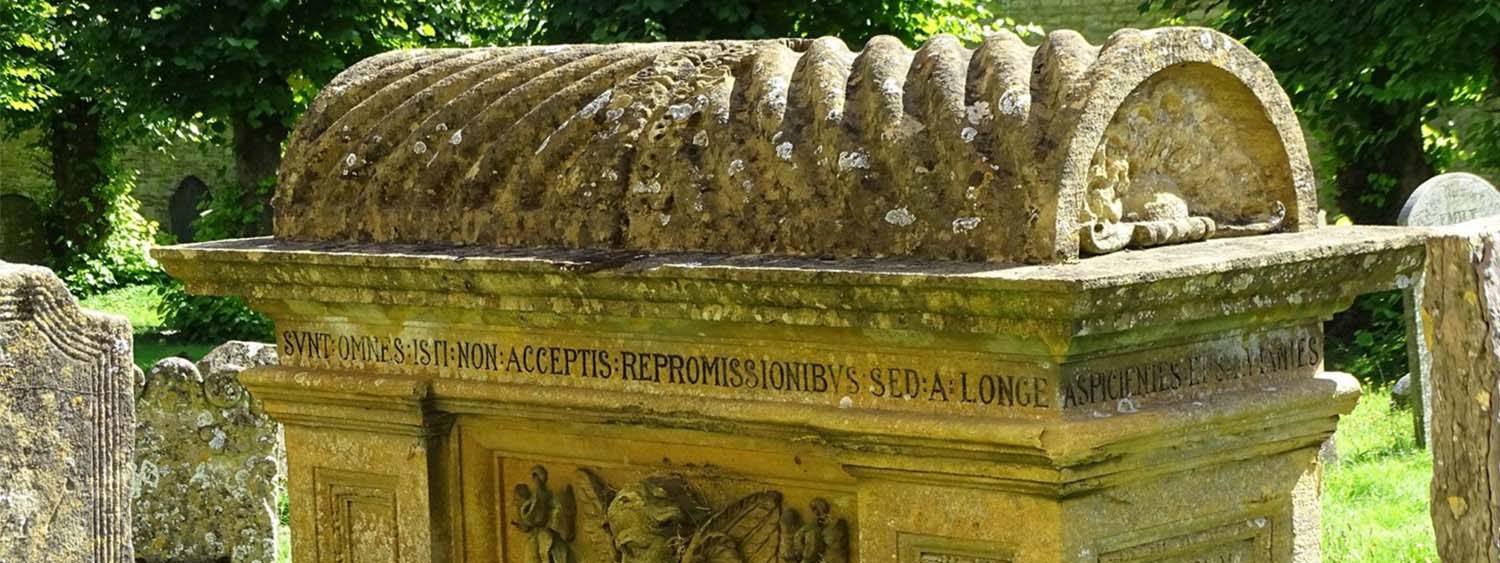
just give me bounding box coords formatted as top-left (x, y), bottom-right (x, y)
top-left (273, 27), bottom-right (1316, 264)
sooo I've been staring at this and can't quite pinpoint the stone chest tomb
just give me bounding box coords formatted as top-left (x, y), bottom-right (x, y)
top-left (157, 27), bottom-right (1423, 563)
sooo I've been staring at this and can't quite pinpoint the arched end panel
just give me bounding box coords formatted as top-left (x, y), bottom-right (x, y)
top-left (1054, 28), bottom-right (1316, 261)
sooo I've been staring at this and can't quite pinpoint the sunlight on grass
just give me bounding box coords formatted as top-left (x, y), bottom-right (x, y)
top-left (79, 284), bottom-right (163, 331)
top-left (80, 284), bottom-right (217, 371)
top-left (1323, 386), bottom-right (1435, 562)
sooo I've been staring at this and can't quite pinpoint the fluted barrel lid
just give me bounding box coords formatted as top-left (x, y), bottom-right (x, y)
top-left (273, 27), bottom-right (1315, 264)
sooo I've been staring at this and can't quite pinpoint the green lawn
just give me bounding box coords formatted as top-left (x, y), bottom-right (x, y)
top-left (1323, 386), bottom-right (1436, 562)
top-left (77, 285), bottom-right (1434, 563)
top-left (79, 284), bottom-right (216, 371)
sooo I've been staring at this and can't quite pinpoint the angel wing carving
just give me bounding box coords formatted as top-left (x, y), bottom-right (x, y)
top-left (681, 491), bottom-right (783, 563)
top-left (575, 468), bottom-right (620, 562)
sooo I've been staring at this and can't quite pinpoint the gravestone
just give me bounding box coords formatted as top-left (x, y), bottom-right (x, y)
top-left (0, 194), bottom-right (48, 264)
top-left (1419, 216), bottom-right (1500, 562)
top-left (1396, 172), bottom-right (1500, 447)
top-left (133, 341), bottom-right (284, 563)
top-left (0, 262), bottom-right (134, 562)
top-left (159, 28), bottom-right (1424, 563)
top-left (167, 176), bottom-right (210, 243)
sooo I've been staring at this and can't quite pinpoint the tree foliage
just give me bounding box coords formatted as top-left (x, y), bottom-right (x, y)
top-left (1152, 0), bottom-right (1500, 224)
top-left (0, 1), bottom-right (160, 295)
top-left (517, 0), bottom-right (999, 44)
top-left (74, 0), bottom-right (524, 236)
top-left (0, 0), bottom-right (54, 112)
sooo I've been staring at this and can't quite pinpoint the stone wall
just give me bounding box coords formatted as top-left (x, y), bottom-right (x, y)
top-left (0, 120), bottom-right (235, 239)
top-left (994, 0), bottom-right (1201, 42)
top-left (116, 132), bottom-right (236, 238)
top-left (0, 128), bottom-right (50, 203)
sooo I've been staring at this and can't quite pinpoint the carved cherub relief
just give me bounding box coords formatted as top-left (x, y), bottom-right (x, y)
top-left (513, 465), bottom-right (578, 563)
top-left (780, 498), bottom-right (849, 563)
top-left (573, 468), bottom-right (849, 563)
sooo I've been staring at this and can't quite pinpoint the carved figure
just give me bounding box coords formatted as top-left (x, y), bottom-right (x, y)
top-left (780, 498), bottom-right (849, 563)
top-left (577, 469), bottom-right (783, 563)
top-left (513, 465), bottom-right (578, 563)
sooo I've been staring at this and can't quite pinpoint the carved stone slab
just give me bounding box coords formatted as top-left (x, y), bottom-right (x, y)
top-left (0, 262), bottom-right (134, 562)
top-left (1398, 172), bottom-right (1500, 447)
top-left (133, 341), bottom-right (283, 563)
top-left (275, 27), bottom-right (1316, 263)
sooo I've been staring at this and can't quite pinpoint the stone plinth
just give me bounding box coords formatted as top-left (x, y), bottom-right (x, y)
top-left (133, 341), bottom-right (284, 563)
top-left (0, 262), bottom-right (134, 562)
top-left (156, 226), bottom-right (1424, 563)
top-left (157, 26), bottom-right (1420, 563)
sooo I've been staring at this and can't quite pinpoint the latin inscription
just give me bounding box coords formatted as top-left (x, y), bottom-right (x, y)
top-left (1063, 334), bottom-right (1321, 408)
top-left (280, 330), bottom-right (1053, 410)
top-left (280, 328), bottom-right (1322, 413)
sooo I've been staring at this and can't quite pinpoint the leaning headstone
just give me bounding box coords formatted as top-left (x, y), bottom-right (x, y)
top-left (0, 194), bottom-right (48, 264)
top-left (1422, 216), bottom-right (1500, 562)
top-left (1397, 172), bottom-right (1500, 447)
top-left (0, 262), bottom-right (134, 562)
top-left (133, 341), bottom-right (283, 563)
top-left (167, 176), bottom-right (209, 243)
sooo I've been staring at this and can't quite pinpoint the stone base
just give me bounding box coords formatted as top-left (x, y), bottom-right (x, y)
top-left (245, 367), bottom-right (1354, 563)
top-left (158, 227), bottom-right (1423, 563)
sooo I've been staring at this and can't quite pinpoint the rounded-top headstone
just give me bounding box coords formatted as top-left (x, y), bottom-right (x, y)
top-left (1397, 172), bottom-right (1500, 227)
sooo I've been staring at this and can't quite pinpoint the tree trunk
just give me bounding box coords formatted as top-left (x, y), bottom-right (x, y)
top-left (45, 95), bottom-right (112, 266)
top-left (230, 113), bottom-right (288, 236)
top-left (1425, 217), bottom-right (1500, 563)
top-left (1333, 109), bottom-right (1435, 225)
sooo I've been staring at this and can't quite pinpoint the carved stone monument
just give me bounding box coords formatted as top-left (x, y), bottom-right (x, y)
top-left (158, 28), bottom-right (1424, 563)
top-left (1396, 172), bottom-right (1500, 447)
top-left (1419, 216), bottom-right (1500, 562)
top-left (133, 341), bottom-right (284, 563)
top-left (0, 262), bottom-right (134, 562)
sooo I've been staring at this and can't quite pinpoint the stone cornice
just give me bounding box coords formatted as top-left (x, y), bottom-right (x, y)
top-left (155, 227), bottom-right (1422, 345)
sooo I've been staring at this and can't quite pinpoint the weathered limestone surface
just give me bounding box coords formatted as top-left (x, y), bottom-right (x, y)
top-left (0, 262), bottom-right (134, 562)
top-left (133, 341), bottom-right (284, 563)
top-left (155, 26), bottom-right (1420, 563)
top-left (1398, 172), bottom-right (1500, 447)
top-left (275, 28), bottom-right (1314, 263)
top-left (157, 226), bottom-right (1424, 563)
top-left (1423, 216), bottom-right (1500, 563)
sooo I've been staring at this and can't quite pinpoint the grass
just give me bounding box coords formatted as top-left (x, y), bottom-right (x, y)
top-left (1323, 385), bottom-right (1436, 562)
top-left (79, 284), bottom-right (216, 371)
top-left (77, 285), bottom-right (1435, 563)
top-left (79, 284), bottom-right (162, 330)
